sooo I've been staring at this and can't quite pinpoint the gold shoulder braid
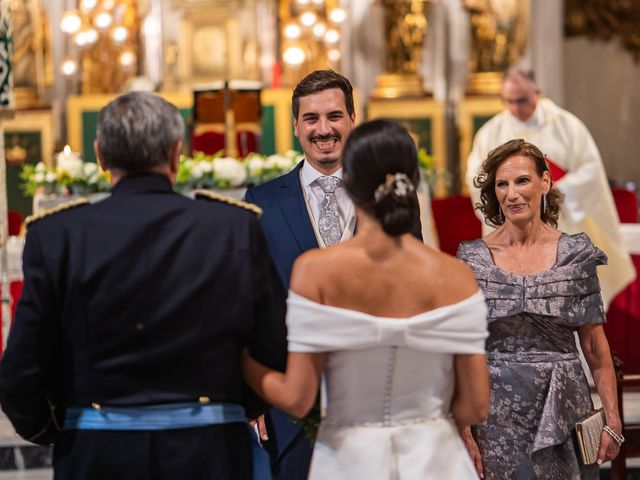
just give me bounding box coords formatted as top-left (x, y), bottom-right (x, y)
top-left (194, 189), bottom-right (262, 217)
top-left (24, 198), bottom-right (90, 230)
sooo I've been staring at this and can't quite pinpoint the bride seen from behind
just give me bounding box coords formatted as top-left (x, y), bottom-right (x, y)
top-left (243, 119), bottom-right (490, 479)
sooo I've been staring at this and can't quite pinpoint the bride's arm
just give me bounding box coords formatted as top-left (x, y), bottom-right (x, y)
top-left (451, 354), bottom-right (489, 426)
top-left (453, 354), bottom-right (489, 478)
top-left (242, 350), bottom-right (325, 418)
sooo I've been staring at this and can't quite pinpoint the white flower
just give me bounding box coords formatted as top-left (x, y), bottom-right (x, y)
top-left (284, 149), bottom-right (304, 164)
top-left (45, 172), bottom-right (57, 183)
top-left (266, 154), bottom-right (295, 171)
top-left (200, 161), bottom-right (213, 173)
top-left (213, 157), bottom-right (247, 187)
top-left (191, 162), bottom-right (205, 179)
top-left (83, 163), bottom-right (98, 176)
top-left (33, 172), bottom-right (45, 183)
top-left (35, 162), bottom-right (47, 173)
top-left (57, 155), bottom-right (84, 178)
top-left (247, 155), bottom-right (265, 176)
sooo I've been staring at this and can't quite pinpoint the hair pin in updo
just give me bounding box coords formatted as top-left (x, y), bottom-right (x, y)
top-left (374, 173), bottom-right (415, 203)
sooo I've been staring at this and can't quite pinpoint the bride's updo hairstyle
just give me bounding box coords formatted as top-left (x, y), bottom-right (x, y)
top-left (342, 119), bottom-right (420, 236)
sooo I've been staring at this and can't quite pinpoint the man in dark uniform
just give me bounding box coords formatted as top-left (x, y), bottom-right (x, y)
top-left (0, 92), bottom-right (286, 480)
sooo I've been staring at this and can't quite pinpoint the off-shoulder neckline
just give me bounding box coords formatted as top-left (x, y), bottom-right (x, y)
top-left (478, 232), bottom-right (567, 278)
top-left (287, 289), bottom-right (484, 321)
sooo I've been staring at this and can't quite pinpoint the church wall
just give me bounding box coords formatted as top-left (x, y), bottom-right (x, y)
top-left (563, 37), bottom-right (640, 186)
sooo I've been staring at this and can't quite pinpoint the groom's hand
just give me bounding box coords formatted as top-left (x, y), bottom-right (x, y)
top-left (250, 415), bottom-right (269, 442)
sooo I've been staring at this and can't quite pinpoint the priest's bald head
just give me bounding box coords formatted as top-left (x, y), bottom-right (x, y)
top-left (501, 68), bottom-right (540, 122)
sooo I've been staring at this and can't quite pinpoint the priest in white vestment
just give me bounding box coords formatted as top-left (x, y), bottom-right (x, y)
top-left (466, 68), bottom-right (635, 307)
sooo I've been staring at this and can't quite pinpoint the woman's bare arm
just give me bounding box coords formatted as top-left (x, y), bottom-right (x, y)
top-left (242, 351), bottom-right (325, 418)
top-left (578, 324), bottom-right (622, 464)
top-left (451, 354), bottom-right (490, 426)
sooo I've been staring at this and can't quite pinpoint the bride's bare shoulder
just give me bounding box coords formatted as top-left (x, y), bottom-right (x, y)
top-left (425, 247), bottom-right (480, 299)
top-left (290, 247), bottom-right (346, 300)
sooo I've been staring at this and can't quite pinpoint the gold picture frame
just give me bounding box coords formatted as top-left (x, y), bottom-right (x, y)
top-left (3, 108), bottom-right (54, 216)
top-left (458, 96), bottom-right (502, 194)
top-left (3, 109), bottom-right (54, 166)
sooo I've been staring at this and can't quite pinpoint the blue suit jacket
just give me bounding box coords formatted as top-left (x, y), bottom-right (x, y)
top-left (244, 162), bottom-right (316, 479)
top-left (245, 162), bottom-right (318, 290)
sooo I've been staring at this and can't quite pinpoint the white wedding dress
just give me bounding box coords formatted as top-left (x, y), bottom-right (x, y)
top-left (286, 290), bottom-right (488, 480)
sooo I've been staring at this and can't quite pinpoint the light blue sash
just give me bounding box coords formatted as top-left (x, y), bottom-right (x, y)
top-left (64, 402), bottom-right (245, 431)
top-left (64, 402), bottom-right (273, 480)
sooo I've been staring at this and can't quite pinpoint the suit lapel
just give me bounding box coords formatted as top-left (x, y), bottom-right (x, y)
top-left (277, 163), bottom-right (318, 253)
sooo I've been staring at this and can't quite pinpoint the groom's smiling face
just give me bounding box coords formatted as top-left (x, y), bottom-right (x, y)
top-left (293, 88), bottom-right (355, 176)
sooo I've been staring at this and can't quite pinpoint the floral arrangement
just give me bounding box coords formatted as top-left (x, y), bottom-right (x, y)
top-left (174, 150), bottom-right (303, 192)
top-left (20, 147), bottom-right (439, 198)
top-left (19, 146), bottom-right (111, 197)
top-left (20, 148), bottom-right (304, 197)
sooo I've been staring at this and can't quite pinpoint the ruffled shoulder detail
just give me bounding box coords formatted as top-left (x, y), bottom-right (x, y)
top-left (559, 232), bottom-right (607, 267)
top-left (285, 290), bottom-right (488, 354)
top-left (461, 233), bottom-right (607, 326)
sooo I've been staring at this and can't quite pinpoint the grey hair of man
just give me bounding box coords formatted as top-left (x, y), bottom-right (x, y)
top-left (96, 92), bottom-right (185, 174)
top-left (502, 66), bottom-right (537, 85)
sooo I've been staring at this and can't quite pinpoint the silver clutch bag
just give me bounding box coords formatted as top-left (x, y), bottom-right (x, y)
top-left (576, 408), bottom-right (605, 465)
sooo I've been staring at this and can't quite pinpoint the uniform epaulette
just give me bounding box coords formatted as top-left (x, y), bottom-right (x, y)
top-left (24, 198), bottom-right (90, 229)
top-left (194, 189), bottom-right (262, 217)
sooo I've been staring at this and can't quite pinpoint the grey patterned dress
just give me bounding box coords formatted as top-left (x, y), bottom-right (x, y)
top-left (457, 233), bottom-right (607, 480)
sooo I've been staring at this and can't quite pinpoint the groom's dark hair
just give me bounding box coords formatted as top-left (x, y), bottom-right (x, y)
top-left (292, 70), bottom-right (354, 119)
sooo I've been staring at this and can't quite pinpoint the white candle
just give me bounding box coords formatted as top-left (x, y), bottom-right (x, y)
top-left (56, 145), bottom-right (83, 178)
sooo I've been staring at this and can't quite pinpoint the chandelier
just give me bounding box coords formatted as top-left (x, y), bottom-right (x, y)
top-left (280, 0), bottom-right (347, 84)
top-left (59, 0), bottom-right (138, 94)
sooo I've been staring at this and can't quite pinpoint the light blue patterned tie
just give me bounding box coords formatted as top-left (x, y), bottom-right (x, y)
top-left (316, 176), bottom-right (342, 247)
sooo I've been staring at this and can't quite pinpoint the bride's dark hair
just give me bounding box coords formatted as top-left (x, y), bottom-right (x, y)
top-left (342, 119), bottom-right (420, 236)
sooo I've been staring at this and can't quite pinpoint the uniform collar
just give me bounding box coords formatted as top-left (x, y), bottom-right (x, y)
top-left (111, 172), bottom-right (174, 195)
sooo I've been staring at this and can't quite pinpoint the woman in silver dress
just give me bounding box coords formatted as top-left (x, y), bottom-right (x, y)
top-left (457, 138), bottom-right (623, 479)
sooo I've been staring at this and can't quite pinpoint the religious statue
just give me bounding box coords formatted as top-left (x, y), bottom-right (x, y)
top-left (381, 0), bottom-right (428, 75)
top-left (464, 0), bottom-right (529, 94)
top-left (371, 0), bottom-right (434, 98)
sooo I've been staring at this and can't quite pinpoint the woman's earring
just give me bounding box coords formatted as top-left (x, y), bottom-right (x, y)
top-left (541, 193), bottom-right (547, 217)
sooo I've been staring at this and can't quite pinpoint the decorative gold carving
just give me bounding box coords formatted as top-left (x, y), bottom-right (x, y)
top-left (372, 0), bottom-right (434, 99)
top-left (464, 0), bottom-right (529, 95)
top-left (9, 0), bottom-right (52, 107)
top-left (564, 0), bottom-right (640, 62)
top-left (371, 74), bottom-right (426, 99)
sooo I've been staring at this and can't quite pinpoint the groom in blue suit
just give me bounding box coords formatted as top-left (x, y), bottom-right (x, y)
top-left (244, 70), bottom-right (357, 479)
